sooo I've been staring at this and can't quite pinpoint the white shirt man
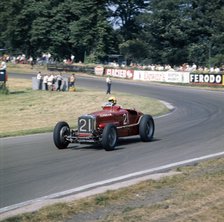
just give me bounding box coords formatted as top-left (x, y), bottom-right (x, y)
top-left (106, 76), bottom-right (112, 94)
top-left (37, 72), bottom-right (42, 80)
top-left (0, 61), bottom-right (6, 70)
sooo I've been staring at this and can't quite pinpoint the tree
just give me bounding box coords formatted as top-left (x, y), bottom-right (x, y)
top-left (68, 0), bottom-right (115, 62)
top-left (1, 0), bottom-right (115, 62)
top-left (137, 0), bottom-right (224, 66)
top-left (109, 0), bottom-right (148, 40)
top-left (1, 0), bottom-right (223, 66)
top-left (0, 0), bottom-right (25, 51)
top-left (139, 0), bottom-right (190, 65)
top-left (119, 39), bottom-right (149, 64)
top-left (187, 0), bottom-right (224, 67)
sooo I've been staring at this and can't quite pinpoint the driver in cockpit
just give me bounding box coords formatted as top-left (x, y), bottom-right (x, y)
top-left (102, 96), bottom-right (118, 108)
top-left (108, 96), bottom-right (117, 106)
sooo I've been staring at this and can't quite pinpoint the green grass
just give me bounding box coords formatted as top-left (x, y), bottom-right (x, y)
top-left (0, 78), bottom-right (169, 137)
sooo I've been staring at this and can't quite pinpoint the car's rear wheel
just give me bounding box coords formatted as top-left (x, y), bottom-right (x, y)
top-left (139, 115), bottom-right (155, 142)
top-left (53, 121), bottom-right (70, 149)
top-left (102, 124), bottom-right (118, 151)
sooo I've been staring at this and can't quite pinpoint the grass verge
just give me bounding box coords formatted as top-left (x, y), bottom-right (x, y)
top-left (6, 63), bottom-right (45, 74)
top-left (0, 78), bottom-right (168, 137)
top-left (1, 157), bottom-right (224, 222)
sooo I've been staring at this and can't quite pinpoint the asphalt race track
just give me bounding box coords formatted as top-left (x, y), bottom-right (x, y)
top-left (1, 74), bottom-right (224, 210)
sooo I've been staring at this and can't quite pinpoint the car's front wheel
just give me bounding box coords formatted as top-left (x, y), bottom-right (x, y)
top-left (139, 115), bottom-right (155, 142)
top-left (102, 124), bottom-right (118, 151)
top-left (53, 121), bottom-right (70, 149)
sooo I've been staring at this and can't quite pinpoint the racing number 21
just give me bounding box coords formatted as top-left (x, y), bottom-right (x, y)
top-left (79, 118), bottom-right (92, 132)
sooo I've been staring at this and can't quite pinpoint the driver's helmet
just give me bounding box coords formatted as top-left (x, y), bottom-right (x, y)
top-left (108, 96), bottom-right (117, 105)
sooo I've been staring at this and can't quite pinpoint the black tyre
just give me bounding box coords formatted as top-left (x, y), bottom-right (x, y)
top-left (139, 115), bottom-right (155, 142)
top-left (102, 124), bottom-right (118, 151)
top-left (53, 121), bottom-right (70, 149)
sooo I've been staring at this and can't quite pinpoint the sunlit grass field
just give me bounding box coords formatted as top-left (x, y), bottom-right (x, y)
top-left (0, 78), bottom-right (168, 137)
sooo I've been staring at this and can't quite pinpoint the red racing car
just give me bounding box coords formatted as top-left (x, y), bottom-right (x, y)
top-left (53, 97), bottom-right (155, 151)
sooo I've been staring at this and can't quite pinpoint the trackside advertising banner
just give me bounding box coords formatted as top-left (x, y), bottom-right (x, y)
top-left (133, 71), bottom-right (190, 83)
top-left (134, 70), bottom-right (165, 82)
top-left (190, 73), bottom-right (223, 86)
top-left (94, 65), bottom-right (104, 76)
top-left (105, 68), bottom-right (134, 79)
top-left (103, 68), bottom-right (223, 85)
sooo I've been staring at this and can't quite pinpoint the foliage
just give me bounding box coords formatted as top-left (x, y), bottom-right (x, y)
top-left (0, 0), bottom-right (224, 66)
top-left (0, 0), bottom-right (115, 62)
top-left (109, 0), bottom-right (149, 40)
top-left (119, 39), bottom-right (149, 64)
top-left (138, 0), bottom-right (224, 66)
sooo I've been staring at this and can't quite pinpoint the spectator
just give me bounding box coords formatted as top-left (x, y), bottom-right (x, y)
top-left (52, 74), bottom-right (57, 90)
top-left (71, 55), bottom-right (75, 63)
top-left (69, 73), bottom-right (76, 88)
top-left (214, 67), bottom-right (220, 73)
top-left (56, 72), bottom-right (63, 91)
top-left (0, 61), bottom-right (6, 70)
top-left (36, 71), bottom-right (43, 90)
top-left (47, 73), bottom-right (54, 91)
top-left (0, 61), bottom-right (7, 83)
top-left (192, 63), bottom-right (197, 71)
top-left (210, 67), bottom-right (214, 72)
top-left (43, 74), bottom-right (49, 91)
top-left (106, 76), bottom-right (112, 94)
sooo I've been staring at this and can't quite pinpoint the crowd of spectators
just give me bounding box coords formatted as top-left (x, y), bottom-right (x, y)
top-left (128, 62), bottom-right (224, 73)
top-left (36, 71), bottom-right (76, 92)
top-left (1, 53), bottom-right (223, 73)
top-left (0, 53), bottom-right (53, 65)
top-left (102, 60), bottom-right (224, 73)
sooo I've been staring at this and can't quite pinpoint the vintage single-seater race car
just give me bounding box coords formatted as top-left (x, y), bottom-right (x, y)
top-left (53, 97), bottom-right (155, 151)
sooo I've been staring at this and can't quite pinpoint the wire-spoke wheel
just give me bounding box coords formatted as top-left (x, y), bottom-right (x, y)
top-left (102, 124), bottom-right (118, 151)
top-left (139, 115), bottom-right (155, 142)
top-left (53, 121), bottom-right (70, 149)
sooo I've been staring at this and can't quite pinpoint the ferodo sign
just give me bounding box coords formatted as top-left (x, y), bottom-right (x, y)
top-left (105, 68), bottom-right (134, 79)
top-left (190, 73), bottom-right (223, 85)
